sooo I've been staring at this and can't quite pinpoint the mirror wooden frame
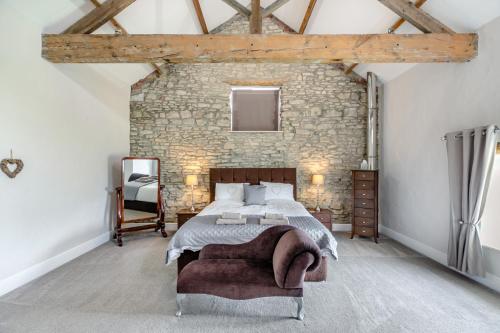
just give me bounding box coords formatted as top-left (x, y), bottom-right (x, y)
top-left (114, 157), bottom-right (166, 246)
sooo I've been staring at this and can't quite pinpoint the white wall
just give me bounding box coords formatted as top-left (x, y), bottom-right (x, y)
top-left (381, 16), bottom-right (500, 291)
top-left (482, 154), bottom-right (500, 251)
top-left (0, 4), bottom-right (131, 295)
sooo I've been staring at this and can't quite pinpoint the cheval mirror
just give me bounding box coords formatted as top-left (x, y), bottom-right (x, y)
top-left (115, 157), bottom-right (166, 246)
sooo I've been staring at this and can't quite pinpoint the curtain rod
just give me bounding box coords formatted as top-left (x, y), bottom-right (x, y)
top-left (441, 126), bottom-right (499, 141)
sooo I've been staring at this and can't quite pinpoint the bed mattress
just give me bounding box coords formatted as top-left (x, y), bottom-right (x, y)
top-left (166, 199), bottom-right (338, 264)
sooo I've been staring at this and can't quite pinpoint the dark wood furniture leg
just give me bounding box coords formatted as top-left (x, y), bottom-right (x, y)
top-left (159, 188), bottom-right (167, 238)
top-left (115, 184), bottom-right (167, 246)
top-left (116, 187), bottom-right (123, 246)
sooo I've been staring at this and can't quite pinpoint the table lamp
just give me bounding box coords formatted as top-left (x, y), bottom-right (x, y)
top-left (312, 174), bottom-right (324, 212)
top-left (185, 175), bottom-right (198, 212)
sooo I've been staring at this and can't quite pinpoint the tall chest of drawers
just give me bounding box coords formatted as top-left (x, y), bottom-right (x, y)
top-left (351, 170), bottom-right (379, 243)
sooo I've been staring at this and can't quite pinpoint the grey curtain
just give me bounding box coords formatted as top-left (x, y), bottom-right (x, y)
top-left (445, 125), bottom-right (498, 276)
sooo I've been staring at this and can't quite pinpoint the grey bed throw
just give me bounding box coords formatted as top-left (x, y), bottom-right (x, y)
top-left (166, 215), bottom-right (338, 264)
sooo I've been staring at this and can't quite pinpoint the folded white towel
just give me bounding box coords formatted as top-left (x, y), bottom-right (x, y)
top-left (222, 212), bottom-right (242, 219)
top-left (260, 217), bottom-right (289, 225)
top-left (265, 212), bottom-right (285, 220)
top-left (216, 218), bottom-right (247, 225)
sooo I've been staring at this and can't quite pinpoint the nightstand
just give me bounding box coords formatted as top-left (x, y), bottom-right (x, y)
top-left (307, 208), bottom-right (332, 231)
top-left (177, 208), bottom-right (203, 229)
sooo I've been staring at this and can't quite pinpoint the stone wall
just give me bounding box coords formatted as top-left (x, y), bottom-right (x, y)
top-left (130, 15), bottom-right (367, 224)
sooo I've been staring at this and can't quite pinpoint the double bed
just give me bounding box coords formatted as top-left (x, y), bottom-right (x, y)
top-left (166, 168), bottom-right (338, 281)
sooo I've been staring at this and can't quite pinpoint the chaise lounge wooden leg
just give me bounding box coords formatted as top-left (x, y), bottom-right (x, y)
top-left (294, 297), bottom-right (304, 321)
top-left (176, 294), bottom-right (186, 317)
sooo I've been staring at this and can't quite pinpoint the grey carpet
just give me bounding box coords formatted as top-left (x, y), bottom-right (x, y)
top-left (1, 232), bottom-right (500, 333)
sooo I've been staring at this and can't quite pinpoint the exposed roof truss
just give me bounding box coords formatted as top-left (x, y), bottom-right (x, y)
top-left (47, 0), bottom-right (478, 73)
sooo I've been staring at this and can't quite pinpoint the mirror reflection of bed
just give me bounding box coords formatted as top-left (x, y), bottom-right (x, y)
top-left (123, 158), bottom-right (159, 220)
top-left (115, 157), bottom-right (166, 246)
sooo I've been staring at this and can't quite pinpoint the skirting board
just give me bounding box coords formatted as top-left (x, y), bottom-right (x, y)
top-left (0, 232), bottom-right (110, 297)
top-left (166, 223), bottom-right (353, 232)
top-left (380, 225), bottom-right (500, 294)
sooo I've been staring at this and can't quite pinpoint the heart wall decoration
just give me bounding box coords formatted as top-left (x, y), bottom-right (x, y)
top-left (1, 150), bottom-right (24, 179)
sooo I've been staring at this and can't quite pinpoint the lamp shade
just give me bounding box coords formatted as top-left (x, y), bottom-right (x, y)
top-left (312, 174), bottom-right (324, 185)
top-left (185, 175), bottom-right (198, 186)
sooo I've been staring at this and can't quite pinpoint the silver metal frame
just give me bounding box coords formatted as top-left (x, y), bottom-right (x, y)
top-left (175, 294), bottom-right (304, 320)
top-left (176, 294), bottom-right (186, 317)
top-left (367, 72), bottom-right (378, 170)
top-left (441, 126), bottom-right (499, 141)
top-left (294, 297), bottom-right (304, 320)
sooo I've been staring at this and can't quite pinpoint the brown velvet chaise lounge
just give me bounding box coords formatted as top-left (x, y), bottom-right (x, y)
top-left (176, 225), bottom-right (322, 320)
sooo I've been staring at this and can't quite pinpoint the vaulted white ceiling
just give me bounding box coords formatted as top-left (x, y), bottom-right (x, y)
top-left (6, 0), bottom-right (500, 84)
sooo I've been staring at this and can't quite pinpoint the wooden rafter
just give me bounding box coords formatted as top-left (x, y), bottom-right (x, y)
top-left (262, 0), bottom-right (291, 18)
top-left (344, 63), bottom-right (358, 75)
top-left (299, 0), bottom-right (317, 34)
top-left (388, 0), bottom-right (427, 32)
top-left (378, 0), bottom-right (454, 33)
top-left (88, 0), bottom-right (126, 34)
top-left (88, 0), bottom-right (161, 75)
top-left (345, 0), bottom-right (428, 74)
top-left (42, 33), bottom-right (478, 64)
top-left (220, 0), bottom-right (251, 17)
top-left (192, 0), bottom-right (209, 34)
top-left (63, 0), bottom-right (136, 34)
top-left (250, 0), bottom-right (262, 34)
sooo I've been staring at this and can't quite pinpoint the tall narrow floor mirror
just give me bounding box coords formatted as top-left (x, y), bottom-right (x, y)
top-left (115, 157), bottom-right (166, 246)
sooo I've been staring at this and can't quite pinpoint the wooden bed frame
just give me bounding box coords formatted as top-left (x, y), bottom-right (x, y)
top-left (177, 167), bottom-right (328, 281)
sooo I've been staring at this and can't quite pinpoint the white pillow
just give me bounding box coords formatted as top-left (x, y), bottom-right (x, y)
top-left (260, 182), bottom-right (294, 201)
top-left (215, 183), bottom-right (247, 202)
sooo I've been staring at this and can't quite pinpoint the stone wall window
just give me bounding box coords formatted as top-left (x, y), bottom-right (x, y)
top-left (230, 87), bottom-right (281, 132)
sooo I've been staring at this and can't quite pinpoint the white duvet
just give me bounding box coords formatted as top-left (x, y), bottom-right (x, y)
top-left (198, 199), bottom-right (312, 217)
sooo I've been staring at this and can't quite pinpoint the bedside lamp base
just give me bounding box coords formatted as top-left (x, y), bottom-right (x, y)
top-left (315, 185), bottom-right (321, 212)
top-left (190, 185), bottom-right (195, 212)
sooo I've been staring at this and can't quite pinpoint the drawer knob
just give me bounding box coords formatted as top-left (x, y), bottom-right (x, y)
top-left (362, 193), bottom-right (366, 196)
top-left (362, 202), bottom-right (366, 205)
top-left (362, 230), bottom-right (366, 233)
top-left (363, 221), bottom-right (366, 224)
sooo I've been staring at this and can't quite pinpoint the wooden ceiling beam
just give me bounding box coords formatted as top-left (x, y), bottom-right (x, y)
top-left (262, 0), bottom-right (291, 18)
top-left (42, 33), bottom-right (478, 64)
top-left (298, 0), bottom-right (317, 34)
top-left (250, 0), bottom-right (262, 34)
top-left (63, 0), bottom-right (136, 34)
top-left (220, 0), bottom-right (251, 17)
top-left (345, 0), bottom-right (428, 74)
top-left (378, 0), bottom-right (454, 33)
top-left (192, 0), bottom-right (209, 34)
top-left (88, 0), bottom-right (162, 75)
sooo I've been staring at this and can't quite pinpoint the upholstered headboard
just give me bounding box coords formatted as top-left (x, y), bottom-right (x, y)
top-left (209, 168), bottom-right (297, 202)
